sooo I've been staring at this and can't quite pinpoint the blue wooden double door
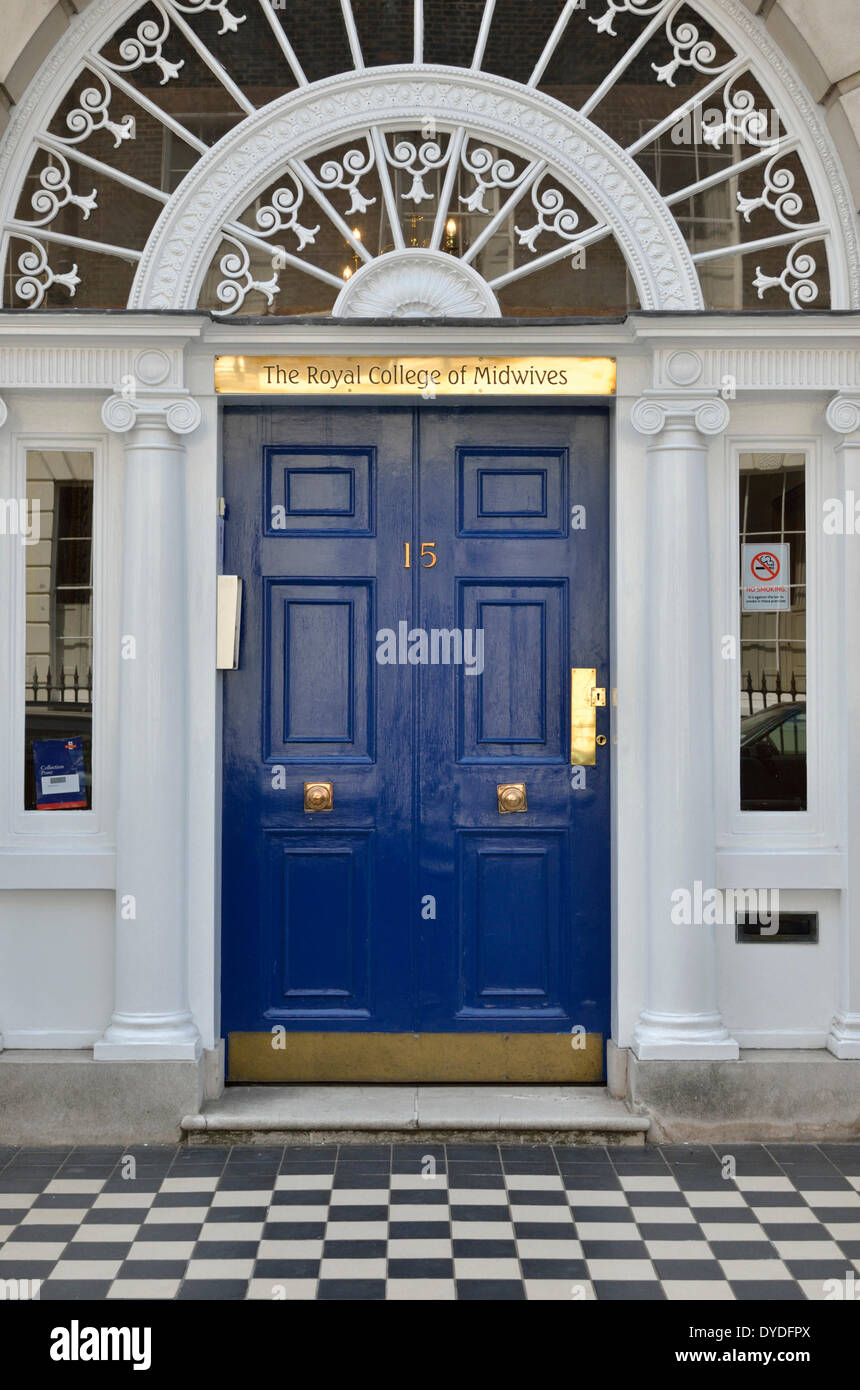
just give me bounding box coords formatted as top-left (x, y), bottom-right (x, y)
top-left (222, 402), bottom-right (609, 1081)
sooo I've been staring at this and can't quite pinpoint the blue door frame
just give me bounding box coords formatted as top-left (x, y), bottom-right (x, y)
top-left (221, 401), bottom-right (610, 1076)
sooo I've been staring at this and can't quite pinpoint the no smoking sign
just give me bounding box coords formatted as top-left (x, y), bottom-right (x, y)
top-left (742, 543), bottom-right (791, 611)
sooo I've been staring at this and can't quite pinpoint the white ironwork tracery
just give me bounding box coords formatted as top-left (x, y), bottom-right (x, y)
top-left (0, 0), bottom-right (853, 315)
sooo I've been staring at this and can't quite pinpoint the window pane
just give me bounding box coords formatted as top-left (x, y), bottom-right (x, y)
top-left (739, 454), bottom-right (806, 812)
top-left (24, 451), bottom-right (94, 811)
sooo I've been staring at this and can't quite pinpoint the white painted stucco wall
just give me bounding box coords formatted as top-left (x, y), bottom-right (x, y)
top-left (0, 889), bottom-right (113, 1046)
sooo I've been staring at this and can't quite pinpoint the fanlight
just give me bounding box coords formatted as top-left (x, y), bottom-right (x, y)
top-left (0, 0), bottom-right (852, 316)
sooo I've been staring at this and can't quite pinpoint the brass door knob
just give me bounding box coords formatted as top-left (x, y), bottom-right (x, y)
top-left (497, 782), bottom-right (527, 813)
top-left (304, 782), bottom-right (333, 812)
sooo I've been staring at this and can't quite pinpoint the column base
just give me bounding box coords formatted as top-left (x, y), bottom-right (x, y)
top-left (632, 1010), bottom-right (740, 1061)
top-left (826, 1013), bottom-right (860, 1060)
top-left (628, 1049), bottom-right (860, 1141)
top-left (94, 1011), bottom-right (202, 1062)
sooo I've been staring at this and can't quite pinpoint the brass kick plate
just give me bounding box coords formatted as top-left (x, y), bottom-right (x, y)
top-left (228, 1031), bottom-right (604, 1083)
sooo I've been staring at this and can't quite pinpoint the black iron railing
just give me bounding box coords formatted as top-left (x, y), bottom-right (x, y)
top-left (744, 669), bottom-right (803, 717)
top-left (27, 664), bottom-right (92, 708)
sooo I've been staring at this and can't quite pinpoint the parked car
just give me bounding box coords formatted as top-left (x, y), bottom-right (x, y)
top-left (740, 702), bottom-right (806, 811)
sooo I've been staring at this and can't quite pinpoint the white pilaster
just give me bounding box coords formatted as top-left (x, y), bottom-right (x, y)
top-left (0, 393), bottom-right (6, 1051)
top-left (826, 394), bottom-right (860, 1058)
top-left (94, 392), bottom-right (202, 1060)
top-left (630, 393), bottom-right (739, 1060)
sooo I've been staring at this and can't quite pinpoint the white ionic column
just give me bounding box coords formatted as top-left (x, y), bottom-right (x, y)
top-left (95, 394), bottom-right (202, 1060)
top-left (630, 394), bottom-right (739, 1060)
top-left (826, 394), bottom-right (860, 1058)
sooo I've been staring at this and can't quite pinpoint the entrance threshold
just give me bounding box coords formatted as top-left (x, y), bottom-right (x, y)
top-left (181, 1085), bottom-right (649, 1145)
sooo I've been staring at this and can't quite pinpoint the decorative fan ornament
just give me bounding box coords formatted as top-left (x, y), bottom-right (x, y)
top-left (332, 250), bottom-right (501, 318)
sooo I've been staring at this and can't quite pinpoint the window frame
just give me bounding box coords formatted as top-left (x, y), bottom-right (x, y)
top-left (49, 475), bottom-right (94, 706)
top-left (8, 432), bottom-right (112, 842)
top-left (718, 432), bottom-right (833, 848)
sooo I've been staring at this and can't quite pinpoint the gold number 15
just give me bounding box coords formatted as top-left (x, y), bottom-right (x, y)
top-left (404, 541), bottom-right (437, 568)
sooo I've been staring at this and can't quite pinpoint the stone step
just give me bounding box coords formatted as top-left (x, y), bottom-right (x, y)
top-left (182, 1085), bottom-right (650, 1145)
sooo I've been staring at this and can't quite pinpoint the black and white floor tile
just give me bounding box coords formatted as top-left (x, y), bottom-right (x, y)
top-left (1, 1142), bottom-right (858, 1300)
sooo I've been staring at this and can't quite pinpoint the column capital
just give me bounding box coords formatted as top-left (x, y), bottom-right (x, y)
top-left (826, 393), bottom-right (860, 437)
top-left (631, 392), bottom-right (731, 439)
top-left (102, 392), bottom-right (202, 437)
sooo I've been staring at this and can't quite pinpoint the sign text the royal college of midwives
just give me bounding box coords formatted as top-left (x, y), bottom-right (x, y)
top-left (214, 355), bottom-right (616, 397)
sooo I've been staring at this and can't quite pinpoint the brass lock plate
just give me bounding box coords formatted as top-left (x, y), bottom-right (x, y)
top-left (497, 783), bottom-right (527, 814)
top-left (571, 668), bottom-right (606, 766)
top-left (304, 782), bottom-right (333, 812)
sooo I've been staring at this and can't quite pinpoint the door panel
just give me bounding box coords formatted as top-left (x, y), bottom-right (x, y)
top-left (266, 448), bottom-right (373, 536)
top-left (415, 406), bottom-right (609, 1039)
top-left (222, 405), bottom-right (413, 1035)
top-left (270, 831), bottom-right (372, 1009)
top-left (458, 448), bottom-right (568, 536)
top-left (460, 832), bottom-right (564, 1010)
top-left (266, 581), bottom-right (374, 756)
top-left (222, 402), bottom-right (610, 1079)
top-left (460, 585), bottom-right (565, 756)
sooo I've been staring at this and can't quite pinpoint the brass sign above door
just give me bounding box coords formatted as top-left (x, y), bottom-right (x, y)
top-left (214, 355), bottom-right (616, 397)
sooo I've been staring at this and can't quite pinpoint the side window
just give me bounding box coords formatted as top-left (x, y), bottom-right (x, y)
top-left (24, 451), bottom-right (94, 811)
top-left (739, 454), bottom-right (807, 812)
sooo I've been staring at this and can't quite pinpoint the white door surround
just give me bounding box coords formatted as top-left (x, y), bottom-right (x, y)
top-left (0, 313), bottom-right (858, 1071)
top-left (0, 0), bottom-right (858, 1140)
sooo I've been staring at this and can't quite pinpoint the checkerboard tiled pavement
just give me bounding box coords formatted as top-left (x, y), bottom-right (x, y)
top-left (1, 1142), bottom-right (859, 1301)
